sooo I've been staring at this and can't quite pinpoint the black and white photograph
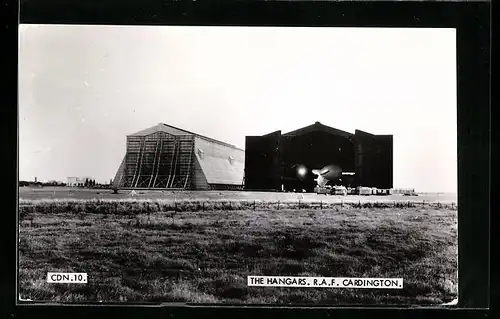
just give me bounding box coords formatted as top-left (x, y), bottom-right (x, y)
top-left (18, 24), bottom-right (458, 306)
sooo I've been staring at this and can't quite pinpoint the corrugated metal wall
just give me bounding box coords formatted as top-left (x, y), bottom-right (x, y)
top-left (192, 155), bottom-right (209, 189)
top-left (193, 137), bottom-right (245, 186)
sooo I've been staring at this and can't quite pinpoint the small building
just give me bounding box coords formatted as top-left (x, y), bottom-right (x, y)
top-left (389, 188), bottom-right (416, 195)
top-left (67, 176), bottom-right (93, 187)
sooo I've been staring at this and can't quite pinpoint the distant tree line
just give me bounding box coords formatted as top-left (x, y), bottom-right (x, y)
top-left (84, 178), bottom-right (96, 187)
top-left (19, 181), bottom-right (66, 187)
top-left (20, 179), bottom-right (112, 188)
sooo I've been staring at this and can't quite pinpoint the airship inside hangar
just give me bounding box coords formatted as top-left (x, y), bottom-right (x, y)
top-left (244, 121), bottom-right (393, 192)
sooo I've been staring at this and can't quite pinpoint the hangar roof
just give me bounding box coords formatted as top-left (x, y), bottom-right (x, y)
top-left (283, 121), bottom-right (354, 139)
top-left (129, 123), bottom-right (243, 150)
top-left (130, 123), bottom-right (188, 137)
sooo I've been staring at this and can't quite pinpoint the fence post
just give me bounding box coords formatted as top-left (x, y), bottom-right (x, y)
top-left (277, 201), bottom-right (280, 210)
top-left (341, 200), bottom-right (343, 208)
top-left (202, 202), bottom-right (205, 211)
top-left (320, 200), bottom-right (322, 210)
top-left (253, 200), bottom-right (256, 211)
top-left (298, 200), bottom-right (301, 209)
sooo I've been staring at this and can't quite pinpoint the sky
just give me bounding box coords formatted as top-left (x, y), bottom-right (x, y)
top-left (18, 25), bottom-right (457, 192)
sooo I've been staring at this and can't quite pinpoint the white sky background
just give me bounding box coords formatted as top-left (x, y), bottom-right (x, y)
top-left (18, 25), bottom-right (457, 192)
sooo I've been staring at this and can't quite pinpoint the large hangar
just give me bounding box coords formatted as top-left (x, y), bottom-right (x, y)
top-left (245, 122), bottom-right (393, 192)
top-left (113, 123), bottom-right (244, 190)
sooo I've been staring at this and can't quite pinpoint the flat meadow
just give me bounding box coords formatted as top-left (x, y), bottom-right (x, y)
top-left (18, 194), bottom-right (458, 305)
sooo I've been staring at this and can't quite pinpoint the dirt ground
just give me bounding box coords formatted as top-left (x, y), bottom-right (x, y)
top-left (19, 187), bottom-right (458, 204)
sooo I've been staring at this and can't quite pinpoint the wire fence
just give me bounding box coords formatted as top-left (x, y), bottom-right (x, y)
top-left (19, 199), bottom-right (458, 218)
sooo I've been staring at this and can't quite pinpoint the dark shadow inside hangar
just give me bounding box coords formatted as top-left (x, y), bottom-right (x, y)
top-left (244, 122), bottom-right (393, 192)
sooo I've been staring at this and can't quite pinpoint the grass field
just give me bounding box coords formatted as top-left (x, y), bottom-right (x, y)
top-left (18, 197), bottom-right (458, 305)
